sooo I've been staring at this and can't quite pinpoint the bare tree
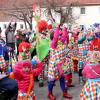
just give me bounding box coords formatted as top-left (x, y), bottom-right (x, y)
top-left (42, 0), bottom-right (79, 26)
top-left (1, 0), bottom-right (79, 30)
top-left (3, 3), bottom-right (33, 30)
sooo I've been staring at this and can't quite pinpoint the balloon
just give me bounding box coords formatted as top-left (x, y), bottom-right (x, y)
top-left (31, 59), bottom-right (37, 65)
top-left (36, 39), bottom-right (50, 61)
top-left (8, 66), bottom-right (13, 73)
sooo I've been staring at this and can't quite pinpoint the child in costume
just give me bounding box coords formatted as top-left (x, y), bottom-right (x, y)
top-left (47, 27), bottom-right (72, 100)
top-left (80, 51), bottom-right (100, 100)
top-left (18, 36), bottom-right (31, 61)
top-left (10, 60), bottom-right (43, 100)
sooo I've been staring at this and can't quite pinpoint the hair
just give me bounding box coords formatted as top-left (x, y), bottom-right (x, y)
top-left (50, 31), bottom-right (54, 40)
top-left (14, 60), bottom-right (32, 73)
top-left (18, 41), bottom-right (30, 52)
top-left (22, 60), bottom-right (32, 68)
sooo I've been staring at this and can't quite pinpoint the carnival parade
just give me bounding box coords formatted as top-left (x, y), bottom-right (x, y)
top-left (0, 0), bottom-right (100, 100)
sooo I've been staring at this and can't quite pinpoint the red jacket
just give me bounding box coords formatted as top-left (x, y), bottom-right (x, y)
top-left (13, 61), bottom-right (42, 93)
top-left (90, 38), bottom-right (100, 51)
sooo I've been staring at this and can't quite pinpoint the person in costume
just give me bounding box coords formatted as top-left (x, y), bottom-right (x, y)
top-left (37, 20), bottom-right (50, 87)
top-left (0, 38), bottom-right (9, 73)
top-left (90, 27), bottom-right (100, 51)
top-left (65, 51), bottom-right (74, 88)
top-left (71, 42), bottom-right (78, 73)
top-left (9, 60), bottom-right (43, 100)
top-left (77, 29), bottom-right (90, 84)
top-left (47, 26), bottom-right (72, 100)
top-left (61, 28), bottom-right (74, 88)
top-left (18, 35), bottom-right (31, 61)
top-left (80, 51), bottom-right (100, 100)
top-left (71, 28), bottom-right (79, 73)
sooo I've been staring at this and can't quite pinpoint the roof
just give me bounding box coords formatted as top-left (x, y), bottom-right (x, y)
top-left (0, 0), bottom-right (100, 9)
top-left (35, 0), bottom-right (100, 7)
top-left (0, 0), bottom-right (100, 22)
top-left (0, 0), bottom-right (34, 10)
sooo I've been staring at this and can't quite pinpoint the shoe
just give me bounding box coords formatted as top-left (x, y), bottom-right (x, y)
top-left (39, 82), bottom-right (44, 87)
top-left (67, 84), bottom-right (75, 87)
top-left (63, 91), bottom-right (73, 99)
top-left (48, 93), bottom-right (56, 100)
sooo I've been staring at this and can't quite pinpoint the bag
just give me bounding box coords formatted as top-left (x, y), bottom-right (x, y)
top-left (0, 55), bottom-right (6, 73)
top-left (0, 42), bottom-right (8, 73)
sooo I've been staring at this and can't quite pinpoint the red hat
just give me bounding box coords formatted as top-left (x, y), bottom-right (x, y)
top-left (37, 20), bottom-right (48, 33)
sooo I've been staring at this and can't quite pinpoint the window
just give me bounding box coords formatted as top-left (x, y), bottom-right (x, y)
top-left (69, 8), bottom-right (72, 14)
top-left (20, 24), bottom-right (24, 29)
top-left (80, 7), bottom-right (85, 14)
top-left (3, 24), bottom-right (7, 29)
top-left (98, 7), bottom-right (100, 13)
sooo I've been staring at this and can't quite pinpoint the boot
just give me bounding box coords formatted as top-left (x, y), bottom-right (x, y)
top-left (63, 91), bottom-right (72, 99)
top-left (67, 84), bottom-right (75, 87)
top-left (39, 81), bottom-right (44, 87)
top-left (48, 92), bottom-right (56, 100)
top-left (32, 95), bottom-right (36, 100)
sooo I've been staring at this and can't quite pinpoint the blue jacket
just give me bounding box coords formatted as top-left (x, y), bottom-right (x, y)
top-left (0, 44), bottom-right (9, 61)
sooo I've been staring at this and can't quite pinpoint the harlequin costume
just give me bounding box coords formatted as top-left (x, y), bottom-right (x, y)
top-left (80, 51), bottom-right (100, 100)
top-left (9, 60), bottom-right (43, 100)
top-left (72, 43), bottom-right (78, 73)
top-left (47, 27), bottom-right (72, 100)
top-left (77, 32), bottom-right (90, 84)
top-left (64, 55), bottom-right (74, 87)
top-left (70, 32), bottom-right (78, 73)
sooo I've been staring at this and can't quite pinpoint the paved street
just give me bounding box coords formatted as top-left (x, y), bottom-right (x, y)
top-left (34, 74), bottom-right (83, 100)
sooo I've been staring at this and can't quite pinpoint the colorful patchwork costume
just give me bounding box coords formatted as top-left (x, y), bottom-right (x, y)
top-left (80, 50), bottom-right (100, 100)
top-left (47, 27), bottom-right (72, 100)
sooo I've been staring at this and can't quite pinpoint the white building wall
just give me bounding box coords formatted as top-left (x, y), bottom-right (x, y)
top-left (73, 6), bottom-right (100, 27)
top-left (41, 6), bottom-right (100, 27)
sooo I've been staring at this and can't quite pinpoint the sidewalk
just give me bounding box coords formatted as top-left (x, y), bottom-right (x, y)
top-left (34, 73), bottom-right (83, 100)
